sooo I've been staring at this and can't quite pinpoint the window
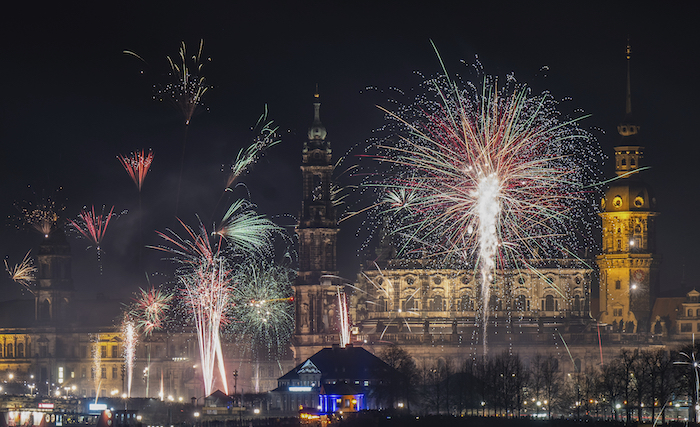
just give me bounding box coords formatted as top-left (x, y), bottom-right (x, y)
top-left (689, 309), bottom-right (693, 317)
top-left (6, 344), bottom-right (13, 358)
top-left (696, 309), bottom-right (700, 317)
top-left (615, 280), bottom-right (621, 290)
top-left (17, 343), bottom-right (24, 358)
top-left (460, 295), bottom-right (474, 311)
top-left (514, 295), bottom-right (527, 312)
top-left (681, 323), bottom-right (692, 332)
top-left (613, 308), bottom-right (622, 317)
top-left (101, 367), bottom-right (106, 379)
top-left (101, 345), bottom-right (107, 358)
top-left (81, 368), bottom-right (86, 378)
top-left (91, 368), bottom-right (95, 379)
top-left (377, 296), bottom-right (386, 312)
top-left (573, 295), bottom-right (581, 312)
top-left (403, 296), bottom-right (415, 311)
top-left (431, 295), bottom-right (444, 311)
top-left (112, 367), bottom-right (118, 379)
top-left (112, 346), bottom-right (118, 358)
top-left (545, 295), bottom-right (554, 312)
top-left (489, 295), bottom-right (501, 311)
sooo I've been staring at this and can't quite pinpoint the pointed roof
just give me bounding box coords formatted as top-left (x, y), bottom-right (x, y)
top-left (617, 38), bottom-right (640, 139)
top-left (307, 91), bottom-right (327, 141)
top-left (279, 345), bottom-right (400, 381)
top-left (297, 359), bottom-right (321, 374)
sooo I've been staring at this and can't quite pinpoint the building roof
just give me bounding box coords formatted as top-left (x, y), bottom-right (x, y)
top-left (279, 345), bottom-right (398, 382)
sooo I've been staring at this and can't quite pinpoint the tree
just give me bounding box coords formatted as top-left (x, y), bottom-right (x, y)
top-left (378, 344), bottom-right (418, 411)
top-left (530, 354), bottom-right (562, 419)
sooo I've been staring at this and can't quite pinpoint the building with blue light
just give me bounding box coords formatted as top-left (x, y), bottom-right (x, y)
top-left (269, 344), bottom-right (401, 414)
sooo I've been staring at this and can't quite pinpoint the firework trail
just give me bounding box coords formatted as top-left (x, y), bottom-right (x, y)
top-left (159, 39), bottom-right (209, 215)
top-left (225, 108), bottom-right (280, 190)
top-left (69, 205), bottom-right (114, 274)
top-left (368, 59), bottom-right (599, 354)
top-left (121, 320), bottom-right (137, 398)
top-left (227, 260), bottom-right (294, 360)
top-left (154, 219), bottom-right (231, 396)
top-left (131, 287), bottom-right (173, 335)
top-left (4, 251), bottom-right (36, 295)
top-left (118, 149), bottom-right (154, 192)
top-left (92, 335), bottom-right (101, 399)
top-left (337, 288), bottom-right (351, 347)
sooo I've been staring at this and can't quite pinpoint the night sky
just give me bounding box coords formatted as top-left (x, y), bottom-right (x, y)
top-left (1, 2), bottom-right (698, 302)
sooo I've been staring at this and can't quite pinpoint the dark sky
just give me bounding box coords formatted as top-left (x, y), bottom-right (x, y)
top-left (1, 1), bottom-right (698, 301)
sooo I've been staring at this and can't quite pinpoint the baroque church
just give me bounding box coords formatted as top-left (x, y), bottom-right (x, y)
top-left (0, 44), bottom-right (693, 403)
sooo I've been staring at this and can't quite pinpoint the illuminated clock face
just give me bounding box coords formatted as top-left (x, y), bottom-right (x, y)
top-left (633, 269), bottom-right (645, 282)
top-left (634, 196), bottom-right (644, 208)
top-left (613, 196), bottom-right (623, 208)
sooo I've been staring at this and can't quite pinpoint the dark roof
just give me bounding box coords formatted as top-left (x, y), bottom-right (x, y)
top-left (279, 345), bottom-right (398, 382)
top-left (652, 297), bottom-right (684, 327)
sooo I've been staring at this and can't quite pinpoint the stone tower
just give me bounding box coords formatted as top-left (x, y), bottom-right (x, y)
top-left (597, 42), bottom-right (660, 333)
top-left (293, 93), bottom-right (341, 360)
top-left (35, 228), bottom-right (75, 324)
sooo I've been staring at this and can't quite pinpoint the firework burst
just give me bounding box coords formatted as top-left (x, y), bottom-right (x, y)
top-left (14, 190), bottom-right (64, 237)
top-left (131, 287), bottom-right (173, 335)
top-left (227, 260), bottom-right (295, 360)
top-left (368, 60), bottom-right (599, 353)
top-left (157, 39), bottom-right (209, 126)
top-left (69, 205), bottom-right (115, 273)
top-left (4, 251), bottom-right (36, 295)
top-left (154, 219), bottom-right (231, 396)
top-left (213, 200), bottom-right (282, 256)
top-left (118, 149), bottom-right (154, 191)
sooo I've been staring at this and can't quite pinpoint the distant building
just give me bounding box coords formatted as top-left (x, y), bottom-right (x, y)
top-left (269, 345), bottom-right (401, 414)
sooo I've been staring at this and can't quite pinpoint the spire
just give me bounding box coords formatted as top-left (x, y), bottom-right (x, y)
top-left (617, 37), bottom-right (639, 138)
top-left (308, 86), bottom-right (327, 141)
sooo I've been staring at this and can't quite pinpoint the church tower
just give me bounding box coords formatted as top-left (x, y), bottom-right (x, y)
top-left (597, 42), bottom-right (660, 333)
top-left (35, 229), bottom-right (75, 324)
top-left (293, 93), bottom-right (341, 358)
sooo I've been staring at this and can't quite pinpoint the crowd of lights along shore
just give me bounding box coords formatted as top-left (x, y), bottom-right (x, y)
top-left (362, 60), bottom-right (600, 353)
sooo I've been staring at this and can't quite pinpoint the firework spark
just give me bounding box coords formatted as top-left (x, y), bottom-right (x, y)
top-left (155, 219), bottom-right (230, 396)
top-left (4, 251), bottom-right (36, 295)
top-left (369, 62), bottom-right (599, 353)
top-left (118, 149), bottom-right (154, 191)
top-left (227, 261), bottom-right (294, 360)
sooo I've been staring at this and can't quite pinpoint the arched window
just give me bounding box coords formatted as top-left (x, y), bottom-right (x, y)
top-left (377, 296), bottom-right (386, 312)
top-left (696, 309), bottom-right (700, 317)
top-left (545, 295), bottom-right (555, 312)
top-left (689, 309), bottom-right (693, 317)
top-left (431, 295), bottom-right (444, 311)
top-left (621, 159), bottom-right (627, 165)
top-left (514, 295), bottom-right (527, 311)
top-left (16, 343), bottom-right (24, 358)
top-left (573, 295), bottom-right (581, 312)
top-left (631, 158), bottom-right (636, 166)
top-left (6, 344), bottom-right (13, 359)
